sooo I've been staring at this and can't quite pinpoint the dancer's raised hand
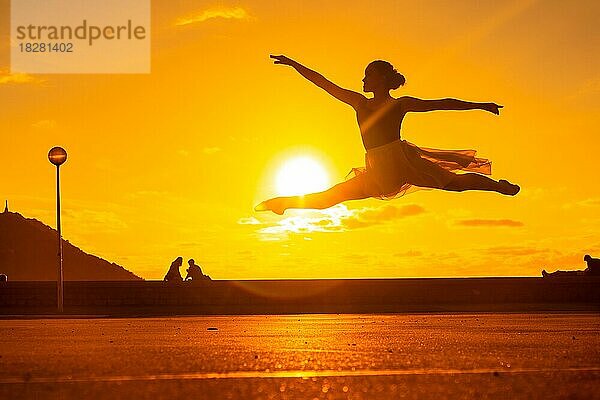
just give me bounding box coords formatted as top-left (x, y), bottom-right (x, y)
top-left (270, 54), bottom-right (296, 66)
top-left (483, 102), bottom-right (503, 115)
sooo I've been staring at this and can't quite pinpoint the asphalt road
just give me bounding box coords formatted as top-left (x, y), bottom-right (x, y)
top-left (0, 313), bottom-right (599, 399)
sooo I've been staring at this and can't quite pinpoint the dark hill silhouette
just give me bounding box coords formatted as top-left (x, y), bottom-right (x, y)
top-left (0, 210), bottom-right (141, 281)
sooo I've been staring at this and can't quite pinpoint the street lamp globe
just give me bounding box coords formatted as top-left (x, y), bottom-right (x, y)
top-left (48, 147), bottom-right (67, 166)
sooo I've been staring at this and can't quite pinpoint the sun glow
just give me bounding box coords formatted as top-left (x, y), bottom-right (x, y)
top-left (275, 156), bottom-right (330, 196)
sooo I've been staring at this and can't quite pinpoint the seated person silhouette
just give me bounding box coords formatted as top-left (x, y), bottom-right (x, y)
top-left (164, 256), bottom-right (183, 282)
top-left (542, 254), bottom-right (600, 277)
top-left (185, 259), bottom-right (211, 281)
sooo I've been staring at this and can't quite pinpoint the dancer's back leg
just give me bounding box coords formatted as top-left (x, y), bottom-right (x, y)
top-left (255, 175), bottom-right (372, 215)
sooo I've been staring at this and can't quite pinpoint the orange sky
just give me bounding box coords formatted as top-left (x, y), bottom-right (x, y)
top-left (1, 0), bottom-right (599, 279)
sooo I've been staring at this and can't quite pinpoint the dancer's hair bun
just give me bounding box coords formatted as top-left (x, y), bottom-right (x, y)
top-left (388, 69), bottom-right (406, 89)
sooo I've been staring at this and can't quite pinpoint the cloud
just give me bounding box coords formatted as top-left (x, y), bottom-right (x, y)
top-left (456, 219), bottom-right (524, 227)
top-left (236, 250), bottom-right (257, 261)
top-left (27, 206), bottom-right (128, 238)
top-left (484, 246), bottom-right (549, 257)
top-left (258, 204), bottom-right (425, 236)
top-left (31, 119), bottom-right (57, 129)
top-left (175, 7), bottom-right (250, 26)
top-left (394, 250), bottom-right (423, 257)
top-left (342, 204), bottom-right (424, 229)
top-left (179, 242), bottom-right (200, 247)
top-left (342, 254), bottom-right (370, 263)
top-left (124, 190), bottom-right (171, 201)
top-left (0, 70), bottom-right (42, 85)
top-left (203, 147), bottom-right (222, 155)
top-left (579, 198), bottom-right (600, 207)
top-left (563, 197), bottom-right (600, 209)
top-left (238, 216), bottom-right (261, 225)
top-left (62, 209), bottom-right (128, 232)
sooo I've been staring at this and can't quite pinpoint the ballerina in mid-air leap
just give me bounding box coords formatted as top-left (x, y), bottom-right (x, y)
top-left (255, 55), bottom-right (520, 215)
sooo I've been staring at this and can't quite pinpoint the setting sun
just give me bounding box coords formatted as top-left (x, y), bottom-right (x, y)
top-left (275, 156), bottom-right (330, 196)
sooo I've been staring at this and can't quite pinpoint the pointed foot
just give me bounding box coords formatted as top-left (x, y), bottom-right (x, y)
top-left (499, 179), bottom-right (520, 196)
top-left (254, 201), bottom-right (269, 212)
top-left (254, 198), bottom-right (286, 215)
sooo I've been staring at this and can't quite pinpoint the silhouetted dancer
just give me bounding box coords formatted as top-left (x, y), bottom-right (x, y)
top-left (255, 55), bottom-right (519, 215)
top-left (542, 254), bottom-right (600, 277)
top-left (164, 256), bottom-right (183, 282)
top-left (185, 259), bottom-right (211, 281)
top-left (0, 273), bottom-right (7, 283)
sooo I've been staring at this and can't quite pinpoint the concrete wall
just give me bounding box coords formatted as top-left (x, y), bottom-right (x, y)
top-left (1, 278), bottom-right (599, 315)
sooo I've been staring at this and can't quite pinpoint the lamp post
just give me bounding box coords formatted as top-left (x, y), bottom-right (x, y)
top-left (48, 147), bottom-right (67, 313)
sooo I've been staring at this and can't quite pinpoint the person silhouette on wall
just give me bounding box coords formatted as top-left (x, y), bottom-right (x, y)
top-left (584, 254), bottom-right (600, 276)
top-left (164, 256), bottom-right (183, 282)
top-left (542, 254), bottom-right (600, 277)
top-left (185, 259), bottom-right (211, 281)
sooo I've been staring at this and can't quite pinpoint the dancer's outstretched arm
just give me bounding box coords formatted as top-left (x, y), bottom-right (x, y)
top-left (400, 96), bottom-right (503, 115)
top-left (270, 54), bottom-right (366, 109)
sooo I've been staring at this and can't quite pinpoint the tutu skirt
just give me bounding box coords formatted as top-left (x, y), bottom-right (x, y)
top-left (347, 140), bottom-right (492, 199)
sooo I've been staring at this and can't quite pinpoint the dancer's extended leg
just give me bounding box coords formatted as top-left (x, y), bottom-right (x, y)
top-left (255, 175), bottom-right (371, 215)
top-left (443, 173), bottom-right (519, 195)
